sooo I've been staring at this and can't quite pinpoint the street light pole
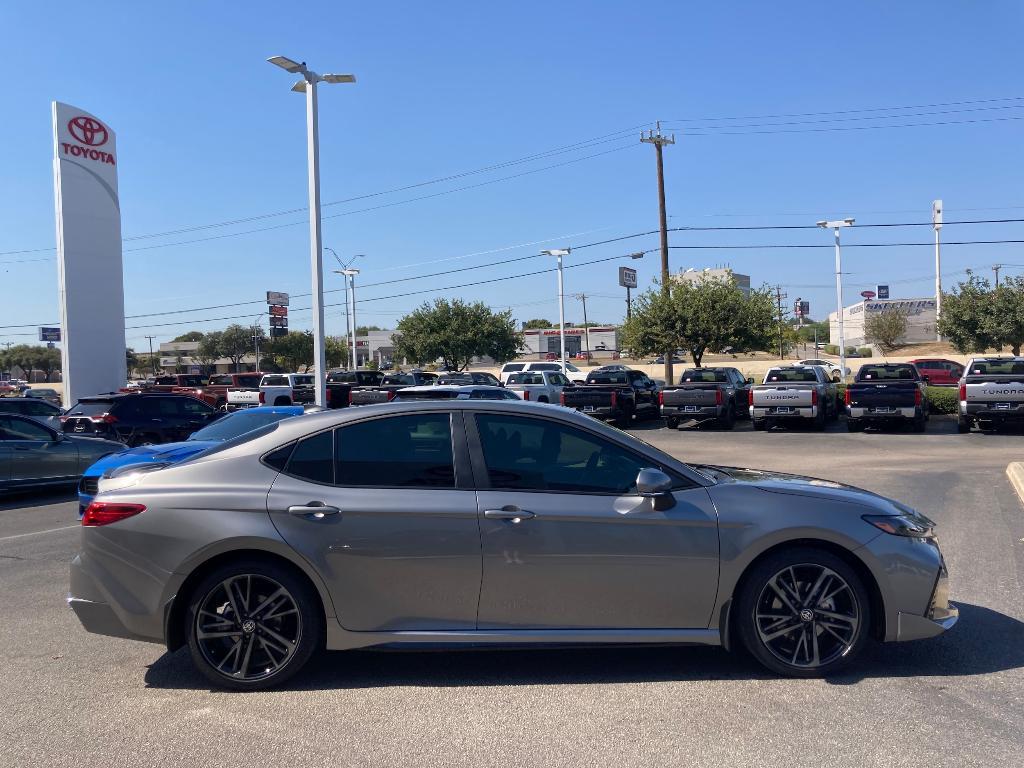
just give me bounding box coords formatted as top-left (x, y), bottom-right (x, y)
top-left (252, 313), bottom-right (264, 372)
top-left (328, 249), bottom-right (363, 370)
top-left (268, 56), bottom-right (356, 407)
top-left (933, 200), bottom-right (943, 341)
top-left (340, 268), bottom-right (361, 369)
top-left (817, 218), bottom-right (855, 381)
top-left (541, 249), bottom-right (570, 365)
top-left (575, 293), bottom-right (591, 361)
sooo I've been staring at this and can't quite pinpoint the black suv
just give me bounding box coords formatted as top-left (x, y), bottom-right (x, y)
top-left (61, 394), bottom-right (219, 446)
top-left (0, 397), bottom-right (63, 429)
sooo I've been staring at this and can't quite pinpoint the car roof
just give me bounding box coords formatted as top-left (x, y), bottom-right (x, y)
top-left (400, 384), bottom-right (504, 392)
top-left (0, 397), bottom-right (58, 404)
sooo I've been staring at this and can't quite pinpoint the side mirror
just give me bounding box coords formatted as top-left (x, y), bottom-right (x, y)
top-left (636, 468), bottom-right (676, 511)
top-left (746, 377), bottom-right (755, 384)
top-left (921, 374), bottom-right (930, 382)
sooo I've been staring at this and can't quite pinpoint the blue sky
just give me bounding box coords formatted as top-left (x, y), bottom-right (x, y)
top-left (2, 1), bottom-right (1022, 349)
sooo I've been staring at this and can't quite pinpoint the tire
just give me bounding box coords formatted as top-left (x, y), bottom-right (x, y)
top-left (613, 414), bottom-right (630, 429)
top-left (665, 417), bottom-right (679, 430)
top-left (846, 419), bottom-right (862, 432)
top-left (752, 418), bottom-right (767, 431)
top-left (735, 546), bottom-right (871, 678)
top-left (537, 396), bottom-right (549, 403)
top-left (912, 413), bottom-right (926, 433)
top-left (185, 559), bottom-right (323, 691)
top-left (811, 410), bottom-right (826, 431)
top-left (274, 396), bottom-right (292, 406)
top-left (718, 405), bottom-right (736, 430)
top-left (957, 416), bottom-right (971, 434)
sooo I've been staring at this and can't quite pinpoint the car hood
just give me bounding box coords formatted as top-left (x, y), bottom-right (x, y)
top-left (693, 464), bottom-right (911, 515)
top-left (83, 440), bottom-right (217, 477)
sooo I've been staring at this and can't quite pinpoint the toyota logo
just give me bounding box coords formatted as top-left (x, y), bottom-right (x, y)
top-left (68, 116), bottom-right (108, 147)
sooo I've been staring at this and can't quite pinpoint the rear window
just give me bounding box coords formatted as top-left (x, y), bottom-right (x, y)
top-left (508, 373), bottom-right (545, 385)
top-left (208, 375), bottom-right (234, 385)
top-left (857, 365), bottom-right (917, 381)
top-left (680, 370), bottom-right (727, 383)
top-left (968, 360), bottom-right (1024, 375)
top-left (501, 364), bottom-right (525, 373)
top-left (263, 376), bottom-right (290, 386)
top-left (766, 369), bottom-right (819, 383)
top-left (293, 375), bottom-right (315, 386)
top-left (530, 363), bottom-right (560, 371)
top-left (65, 400), bottom-right (116, 417)
top-left (382, 375), bottom-right (414, 385)
top-left (587, 373), bottom-right (628, 385)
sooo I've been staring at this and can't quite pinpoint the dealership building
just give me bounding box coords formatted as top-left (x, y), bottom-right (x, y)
top-left (520, 326), bottom-right (620, 358)
top-left (828, 298), bottom-right (937, 347)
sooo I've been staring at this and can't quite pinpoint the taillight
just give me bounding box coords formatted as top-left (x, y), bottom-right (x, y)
top-left (259, 391), bottom-right (266, 404)
top-left (844, 388), bottom-right (852, 406)
top-left (658, 391), bottom-right (664, 406)
top-left (959, 383), bottom-right (966, 401)
top-left (915, 388), bottom-right (922, 406)
top-left (82, 502), bottom-right (146, 527)
top-left (89, 412), bottom-right (117, 424)
top-left (559, 392), bottom-right (566, 406)
top-left (715, 389), bottom-right (723, 406)
top-left (811, 389), bottom-right (819, 406)
top-left (60, 415), bottom-right (69, 423)
top-left (523, 390), bottom-right (530, 400)
top-left (348, 390), bottom-right (354, 404)
top-left (747, 389), bottom-right (754, 406)
top-left (386, 391), bottom-right (396, 402)
top-left (610, 391), bottom-right (618, 408)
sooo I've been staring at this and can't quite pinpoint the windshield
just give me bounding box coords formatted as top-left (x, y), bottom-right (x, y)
top-left (189, 410), bottom-right (299, 442)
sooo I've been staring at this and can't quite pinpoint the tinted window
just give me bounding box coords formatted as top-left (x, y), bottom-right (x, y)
top-left (588, 372), bottom-right (628, 384)
top-left (335, 414), bottom-right (454, 487)
top-left (531, 364), bottom-right (560, 371)
top-left (857, 365), bottom-right (917, 381)
top-left (140, 398), bottom-right (180, 417)
top-left (25, 401), bottom-right (58, 416)
top-left (766, 369), bottom-right (819, 383)
top-left (508, 373), bottom-right (545, 385)
top-left (502, 364), bottom-right (525, 373)
top-left (209, 375), bottom-right (234, 385)
top-left (263, 376), bottom-right (290, 386)
top-left (475, 414), bottom-right (648, 494)
top-left (179, 398), bottom-right (213, 414)
top-left (382, 374), bottom-right (414, 385)
top-left (286, 430), bottom-right (334, 484)
top-left (262, 442), bottom-right (295, 472)
top-left (681, 370), bottom-right (727, 383)
top-left (236, 375), bottom-right (262, 388)
top-left (0, 415), bottom-right (53, 441)
top-left (469, 389), bottom-right (508, 400)
top-left (191, 410), bottom-right (295, 441)
top-left (66, 400), bottom-right (116, 417)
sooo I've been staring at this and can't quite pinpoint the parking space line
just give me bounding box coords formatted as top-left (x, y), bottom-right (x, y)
top-left (0, 524), bottom-right (79, 542)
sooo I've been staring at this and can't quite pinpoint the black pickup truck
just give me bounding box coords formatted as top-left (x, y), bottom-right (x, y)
top-left (659, 367), bottom-right (752, 430)
top-left (559, 368), bottom-right (660, 428)
top-left (844, 363), bottom-right (929, 432)
top-left (347, 371), bottom-right (439, 406)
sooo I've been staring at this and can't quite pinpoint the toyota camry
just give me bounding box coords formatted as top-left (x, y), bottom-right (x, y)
top-left (69, 400), bottom-right (957, 690)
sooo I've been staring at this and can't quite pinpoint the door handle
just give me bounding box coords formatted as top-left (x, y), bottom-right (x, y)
top-left (287, 502), bottom-right (340, 518)
top-left (484, 507), bottom-right (535, 522)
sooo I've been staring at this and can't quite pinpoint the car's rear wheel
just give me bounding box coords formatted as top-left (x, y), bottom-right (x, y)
top-left (957, 416), bottom-right (971, 434)
top-left (718, 404), bottom-right (736, 430)
top-left (736, 548), bottom-right (870, 677)
top-left (274, 397), bottom-right (292, 406)
top-left (665, 417), bottom-right (679, 430)
top-left (752, 418), bottom-right (767, 431)
top-left (846, 419), bottom-right (863, 432)
top-left (186, 560), bottom-right (323, 691)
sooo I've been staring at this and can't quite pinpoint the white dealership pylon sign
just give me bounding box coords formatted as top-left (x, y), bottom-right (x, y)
top-left (52, 102), bottom-right (126, 406)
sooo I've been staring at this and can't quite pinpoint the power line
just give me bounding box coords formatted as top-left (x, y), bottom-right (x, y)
top-left (681, 114), bottom-right (1024, 137)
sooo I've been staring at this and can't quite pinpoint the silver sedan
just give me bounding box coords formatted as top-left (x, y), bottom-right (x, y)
top-left (1, 414), bottom-right (123, 491)
top-left (69, 401), bottom-right (957, 690)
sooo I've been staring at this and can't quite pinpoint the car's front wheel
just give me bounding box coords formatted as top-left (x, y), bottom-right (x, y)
top-left (736, 547), bottom-right (871, 677)
top-left (186, 560), bottom-right (323, 691)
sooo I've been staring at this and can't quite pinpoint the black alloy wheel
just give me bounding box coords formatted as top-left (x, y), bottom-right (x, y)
top-left (186, 560), bottom-right (322, 691)
top-left (737, 548), bottom-right (870, 677)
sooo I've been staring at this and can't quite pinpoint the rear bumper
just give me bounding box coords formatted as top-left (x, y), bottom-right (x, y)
top-left (68, 550), bottom-right (169, 644)
top-left (662, 405), bottom-right (724, 419)
top-left (848, 406), bottom-right (918, 420)
top-left (750, 406), bottom-right (816, 420)
top-left (961, 402), bottom-right (1024, 420)
top-left (571, 406), bottom-right (620, 420)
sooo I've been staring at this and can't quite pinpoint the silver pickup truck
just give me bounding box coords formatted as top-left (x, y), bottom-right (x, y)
top-left (958, 356), bottom-right (1024, 433)
top-left (749, 366), bottom-right (838, 431)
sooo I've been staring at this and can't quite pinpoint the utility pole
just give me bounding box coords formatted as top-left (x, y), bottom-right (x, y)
top-left (773, 285), bottom-right (788, 360)
top-left (642, 121), bottom-right (676, 384)
top-left (574, 293), bottom-right (591, 362)
top-left (933, 200), bottom-right (943, 341)
top-left (993, 264), bottom-right (1002, 288)
top-left (145, 335), bottom-right (157, 376)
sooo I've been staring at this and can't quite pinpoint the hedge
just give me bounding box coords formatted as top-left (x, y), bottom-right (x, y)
top-left (856, 347), bottom-right (873, 358)
top-left (927, 386), bottom-right (958, 414)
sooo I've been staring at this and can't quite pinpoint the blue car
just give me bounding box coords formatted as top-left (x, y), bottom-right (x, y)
top-left (77, 405), bottom-right (305, 517)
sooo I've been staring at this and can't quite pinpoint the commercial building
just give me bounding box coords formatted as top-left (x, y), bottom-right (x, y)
top-left (673, 267), bottom-right (751, 297)
top-left (520, 326), bottom-right (620, 359)
top-left (828, 298), bottom-right (937, 347)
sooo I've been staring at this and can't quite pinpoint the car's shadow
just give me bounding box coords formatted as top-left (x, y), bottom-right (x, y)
top-left (0, 486), bottom-right (77, 511)
top-left (144, 603), bottom-right (1023, 691)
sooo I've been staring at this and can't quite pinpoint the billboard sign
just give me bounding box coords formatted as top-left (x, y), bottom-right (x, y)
top-left (860, 290), bottom-right (876, 299)
top-left (269, 304), bottom-right (288, 317)
top-left (52, 102), bottom-right (126, 407)
top-left (38, 327), bottom-right (61, 342)
top-left (876, 284), bottom-right (890, 299)
top-left (618, 267), bottom-right (638, 289)
top-left (266, 291), bottom-right (290, 306)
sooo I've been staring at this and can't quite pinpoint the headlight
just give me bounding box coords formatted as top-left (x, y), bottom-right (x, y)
top-left (862, 511), bottom-right (935, 538)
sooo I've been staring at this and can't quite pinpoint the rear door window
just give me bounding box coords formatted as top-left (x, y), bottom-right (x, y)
top-left (335, 414), bottom-right (455, 487)
top-left (66, 401), bottom-right (116, 417)
top-left (285, 430), bottom-right (335, 484)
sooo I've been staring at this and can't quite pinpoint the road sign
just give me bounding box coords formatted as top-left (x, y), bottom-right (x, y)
top-left (618, 267), bottom-right (638, 289)
top-left (266, 291), bottom-right (290, 306)
top-left (269, 304), bottom-right (288, 317)
top-left (860, 290), bottom-right (876, 299)
top-left (38, 327), bottom-right (61, 342)
top-left (876, 284), bottom-right (890, 299)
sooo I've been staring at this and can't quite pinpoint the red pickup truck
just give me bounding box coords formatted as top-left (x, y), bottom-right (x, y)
top-left (178, 372), bottom-right (265, 409)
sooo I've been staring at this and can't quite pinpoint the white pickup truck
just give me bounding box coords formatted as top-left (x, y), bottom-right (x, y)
top-left (958, 356), bottom-right (1024, 433)
top-left (504, 370), bottom-right (572, 403)
top-left (749, 366), bottom-right (838, 431)
top-left (226, 373), bottom-right (316, 410)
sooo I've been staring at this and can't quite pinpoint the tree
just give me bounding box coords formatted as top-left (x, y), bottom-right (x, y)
top-left (394, 299), bottom-right (523, 370)
top-left (325, 336), bottom-right (349, 369)
top-left (621, 276), bottom-right (776, 368)
top-left (865, 308), bottom-right (908, 352)
top-left (267, 331), bottom-right (315, 372)
top-left (1, 344), bottom-right (62, 382)
top-left (522, 318), bottom-right (554, 330)
top-left (937, 275), bottom-right (1001, 353)
top-left (991, 275), bottom-right (1024, 355)
top-left (125, 348), bottom-right (139, 378)
top-left (219, 324), bottom-right (261, 372)
top-left (193, 332), bottom-right (222, 376)
top-left (171, 331), bottom-right (205, 343)
top-left (355, 325), bottom-right (382, 335)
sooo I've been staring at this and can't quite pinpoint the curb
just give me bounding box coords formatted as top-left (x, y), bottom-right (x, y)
top-left (1006, 462), bottom-right (1024, 507)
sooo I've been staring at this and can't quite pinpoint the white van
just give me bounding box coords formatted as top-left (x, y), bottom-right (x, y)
top-left (499, 361), bottom-right (587, 384)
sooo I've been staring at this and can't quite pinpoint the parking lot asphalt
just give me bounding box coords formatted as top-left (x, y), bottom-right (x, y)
top-left (1, 415), bottom-right (1022, 768)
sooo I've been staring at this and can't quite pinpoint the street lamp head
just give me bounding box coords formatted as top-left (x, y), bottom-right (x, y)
top-left (322, 73), bottom-right (357, 84)
top-left (818, 218), bottom-right (855, 229)
top-left (268, 55), bottom-right (306, 74)
top-left (341, 268), bottom-right (360, 277)
top-left (629, 251), bottom-right (645, 259)
top-left (291, 80), bottom-right (309, 93)
top-left (541, 248), bottom-right (571, 257)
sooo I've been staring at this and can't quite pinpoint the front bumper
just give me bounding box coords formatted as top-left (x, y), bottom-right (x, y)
top-left (896, 559), bottom-right (958, 641)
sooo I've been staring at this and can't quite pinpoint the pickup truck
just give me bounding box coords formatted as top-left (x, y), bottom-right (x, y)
top-left (226, 373), bottom-right (316, 410)
top-left (505, 370), bottom-right (572, 403)
top-left (659, 367), bottom-right (752, 430)
top-left (749, 366), bottom-right (837, 431)
top-left (121, 374), bottom-right (206, 394)
top-left (844, 363), bottom-right (928, 432)
top-left (957, 356), bottom-right (1024, 433)
top-left (180, 372), bottom-right (264, 410)
top-left (559, 368), bottom-right (660, 428)
top-left (324, 369), bottom-right (390, 409)
top-left (347, 371), bottom-right (439, 406)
